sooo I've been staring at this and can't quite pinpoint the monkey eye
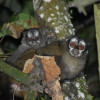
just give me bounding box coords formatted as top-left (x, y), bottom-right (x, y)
top-left (78, 45), bottom-right (84, 50)
top-left (70, 42), bottom-right (76, 48)
top-left (35, 37), bottom-right (39, 40)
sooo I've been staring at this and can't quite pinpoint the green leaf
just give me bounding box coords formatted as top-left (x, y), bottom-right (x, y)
top-left (86, 94), bottom-right (93, 100)
top-left (18, 13), bottom-right (31, 21)
top-left (0, 29), bottom-right (11, 37)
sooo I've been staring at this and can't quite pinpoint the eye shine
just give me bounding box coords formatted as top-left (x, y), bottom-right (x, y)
top-left (69, 37), bottom-right (87, 57)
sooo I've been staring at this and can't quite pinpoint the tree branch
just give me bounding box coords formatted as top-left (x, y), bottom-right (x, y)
top-left (0, 60), bottom-right (29, 86)
top-left (94, 3), bottom-right (100, 80)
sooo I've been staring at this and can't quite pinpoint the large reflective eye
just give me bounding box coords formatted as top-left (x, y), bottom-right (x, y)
top-left (70, 42), bottom-right (76, 48)
top-left (78, 45), bottom-right (84, 50)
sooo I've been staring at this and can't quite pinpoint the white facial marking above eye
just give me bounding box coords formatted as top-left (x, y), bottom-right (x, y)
top-left (79, 40), bottom-right (86, 46)
top-left (27, 32), bottom-right (33, 38)
top-left (70, 37), bottom-right (78, 43)
top-left (34, 31), bottom-right (39, 36)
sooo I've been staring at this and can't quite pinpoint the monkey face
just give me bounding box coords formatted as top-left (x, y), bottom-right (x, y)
top-left (69, 37), bottom-right (87, 57)
top-left (25, 29), bottom-right (41, 47)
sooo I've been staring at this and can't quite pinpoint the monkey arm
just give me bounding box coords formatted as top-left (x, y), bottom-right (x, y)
top-left (6, 44), bottom-right (31, 64)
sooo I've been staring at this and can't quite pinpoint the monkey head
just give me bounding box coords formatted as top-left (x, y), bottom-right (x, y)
top-left (24, 28), bottom-right (41, 47)
top-left (22, 28), bottom-right (46, 49)
top-left (68, 36), bottom-right (88, 57)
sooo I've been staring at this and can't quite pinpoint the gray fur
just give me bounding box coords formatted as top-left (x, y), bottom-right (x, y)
top-left (37, 39), bottom-right (88, 80)
top-left (58, 44), bottom-right (87, 80)
top-left (6, 44), bottom-right (30, 64)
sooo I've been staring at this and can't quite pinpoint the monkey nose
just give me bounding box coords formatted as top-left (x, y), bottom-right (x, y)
top-left (73, 49), bottom-right (79, 55)
top-left (33, 41), bottom-right (37, 45)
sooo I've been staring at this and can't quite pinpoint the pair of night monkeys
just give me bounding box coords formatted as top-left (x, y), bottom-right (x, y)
top-left (6, 28), bottom-right (88, 81)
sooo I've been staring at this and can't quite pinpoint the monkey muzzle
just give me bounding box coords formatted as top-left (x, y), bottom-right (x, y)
top-left (70, 49), bottom-right (81, 57)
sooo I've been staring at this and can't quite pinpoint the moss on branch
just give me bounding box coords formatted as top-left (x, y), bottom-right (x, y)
top-left (0, 60), bottom-right (29, 86)
top-left (33, 0), bottom-right (75, 40)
